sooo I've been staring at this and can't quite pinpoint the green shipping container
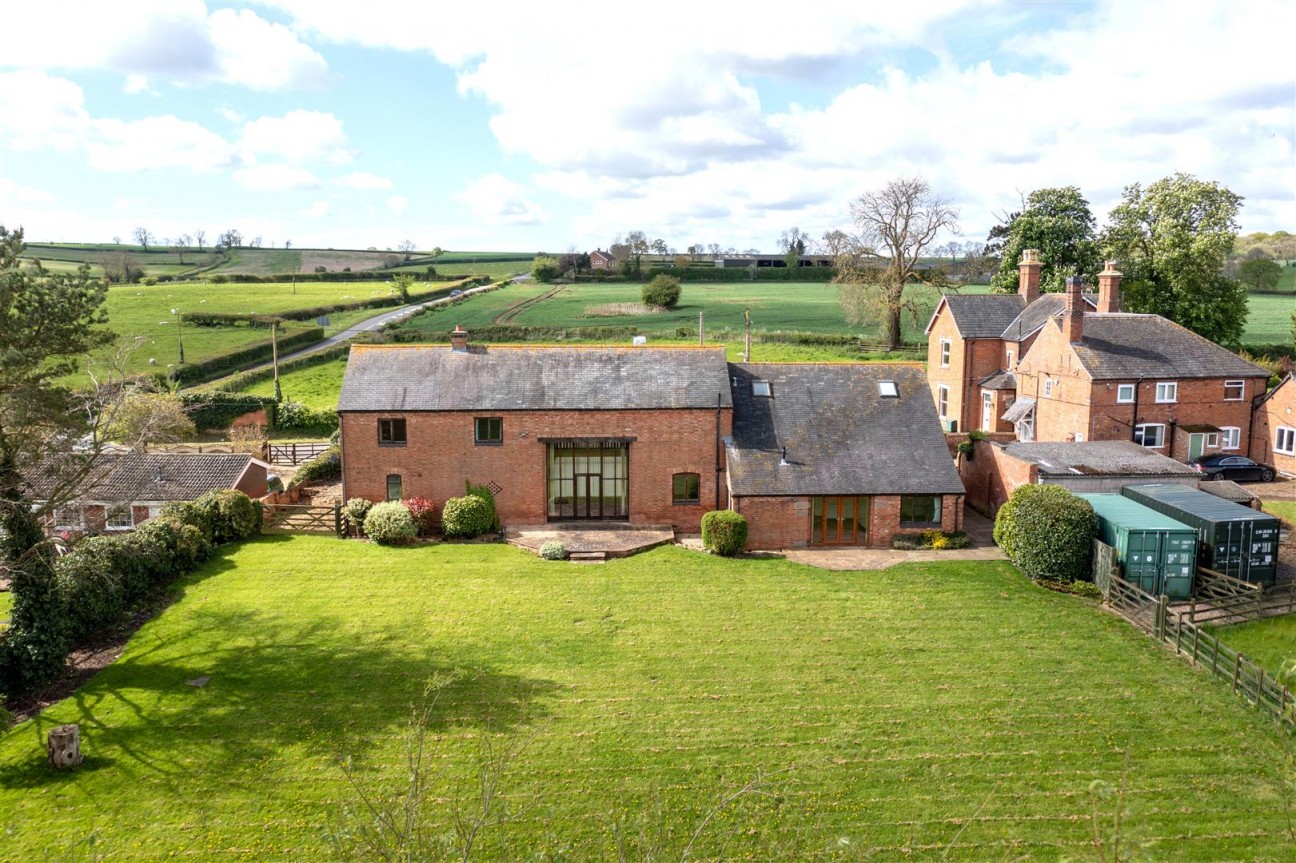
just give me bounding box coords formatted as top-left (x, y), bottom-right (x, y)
top-left (1120, 484), bottom-right (1280, 586)
top-left (1078, 494), bottom-right (1199, 599)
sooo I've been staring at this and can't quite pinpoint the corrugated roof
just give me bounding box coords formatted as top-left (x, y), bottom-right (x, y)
top-left (1122, 483), bottom-right (1278, 524)
top-left (1076, 493), bottom-right (1198, 532)
top-left (1198, 480), bottom-right (1260, 506)
top-left (999, 440), bottom-right (1199, 477)
top-left (1069, 315), bottom-right (1270, 380)
top-left (338, 344), bottom-right (733, 412)
top-left (1002, 398), bottom-right (1035, 423)
top-left (727, 363), bottom-right (964, 497)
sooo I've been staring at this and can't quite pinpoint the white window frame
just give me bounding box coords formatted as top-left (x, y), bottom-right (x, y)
top-left (105, 505), bottom-right (135, 531)
top-left (1154, 381), bottom-right (1178, 404)
top-left (937, 384), bottom-right (950, 419)
top-left (1275, 426), bottom-right (1296, 455)
top-left (1116, 384), bottom-right (1135, 404)
top-left (53, 507), bottom-right (85, 531)
top-left (1043, 378), bottom-right (1055, 398)
top-left (1203, 432), bottom-right (1220, 449)
top-left (1134, 423), bottom-right (1166, 449)
top-left (1223, 380), bottom-right (1245, 401)
top-left (939, 338), bottom-right (951, 368)
top-left (1220, 427), bottom-right (1241, 450)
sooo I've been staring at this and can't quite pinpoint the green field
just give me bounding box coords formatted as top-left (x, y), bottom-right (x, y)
top-left (1210, 616), bottom-right (1296, 678)
top-left (0, 539), bottom-right (1289, 861)
top-left (1242, 292), bottom-right (1296, 344)
top-left (240, 355), bottom-right (351, 409)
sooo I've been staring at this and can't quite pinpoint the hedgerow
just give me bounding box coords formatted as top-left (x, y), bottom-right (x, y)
top-left (994, 485), bottom-right (1098, 583)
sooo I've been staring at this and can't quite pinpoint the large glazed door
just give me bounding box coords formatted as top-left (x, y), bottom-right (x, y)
top-left (547, 443), bottom-right (629, 520)
top-left (812, 496), bottom-right (868, 545)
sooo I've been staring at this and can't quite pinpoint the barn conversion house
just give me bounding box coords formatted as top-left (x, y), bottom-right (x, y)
top-left (336, 330), bottom-right (964, 548)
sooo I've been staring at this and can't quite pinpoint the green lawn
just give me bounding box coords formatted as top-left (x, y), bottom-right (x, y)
top-left (1210, 616), bottom-right (1296, 679)
top-left (0, 540), bottom-right (1288, 861)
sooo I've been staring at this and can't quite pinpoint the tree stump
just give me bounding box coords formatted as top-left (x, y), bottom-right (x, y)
top-left (47, 724), bottom-right (83, 770)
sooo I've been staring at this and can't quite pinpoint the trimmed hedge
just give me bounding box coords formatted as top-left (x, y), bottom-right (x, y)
top-left (645, 265), bottom-right (837, 283)
top-left (701, 510), bottom-right (748, 556)
top-left (186, 312), bottom-right (286, 328)
top-left (403, 497), bottom-right (437, 537)
top-left (993, 485), bottom-right (1098, 583)
top-left (540, 540), bottom-right (568, 560)
top-left (166, 325), bottom-right (324, 387)
top-left (274, 400), bottom-right (338, 436)
top-left (364, 501), bottom-right (417, 545)
top-left (179, 392), bottom-right (277, 430)
top-left (441, 495), bottom-right (494, 539)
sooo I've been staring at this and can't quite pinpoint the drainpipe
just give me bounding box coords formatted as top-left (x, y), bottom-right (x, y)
top-left (1130, 377), bottom-right (1143, 443)
top-left (715, 392), bottom-right (723, 510)
top-left (961, 338), bottom-right (974, 434)
top-left (1167, 417), bottom-right (1178, 459)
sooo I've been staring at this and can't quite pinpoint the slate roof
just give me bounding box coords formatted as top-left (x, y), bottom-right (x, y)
top-left (937, 294), bottom-right (1024, 338)
top-left (996, 441), bottom-right (1198, 478)
top-left (30, 452), bottom-right (259, 503)
top-left (1001, 292), bottom-right (1097, 341)
top-left (979, 370), bottom-right (1016, 390)
top-left (1068, 314), bottom-right (1269, 380)
top-left (338, 344), bottom-right (733, 411)
top-left (726, 363), bottom-right (964, 497)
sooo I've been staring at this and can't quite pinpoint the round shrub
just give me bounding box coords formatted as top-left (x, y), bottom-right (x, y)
top-left (343, 497), bottom-right (374, 536)
top-left (464, 482), bottom-right (499, 532)
top-left (364, 501), bottom-right (417, 545)
top-left (441, 494), bottom-right (494, 539)
top-left (993, 485), bottom-right (1097, 583)
top-left (642, 274), bottom-right (681, 309)
top-left (701, 510), bottom-right (748, 556)
top-left (196, 489), bottom-right (261, 544)
top-left (532, 256), bottom-right (561, 282)
top-left (539, 540), bottom-right (568, 561)
top-left (403, 497), bottom-right (438, 537)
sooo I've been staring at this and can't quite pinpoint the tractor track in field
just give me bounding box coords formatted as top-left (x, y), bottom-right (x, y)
top-left (493, 284), bottom-right (567, 325)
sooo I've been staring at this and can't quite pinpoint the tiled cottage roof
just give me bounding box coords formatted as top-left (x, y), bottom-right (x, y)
top-left (939, 294), bottom-right (1024, 338)
top-left (1068, 315), bottom-right (1269, 380)
top-left (1001, 292), bottom-right (1096, 341)
top-left (997, 441), bottom-right (1198, 478)
top-left (30, 452), bottom-right (259, 503)
top-left (338, 344), bottom-right (734, 411)
top-left (727, 363), bottom-right (964, 497)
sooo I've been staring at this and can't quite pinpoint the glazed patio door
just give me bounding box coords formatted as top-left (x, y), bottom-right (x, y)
top-left (812, 496), bottom-right (869, 545)
top-left (547, 443), bottom-right (629, 520)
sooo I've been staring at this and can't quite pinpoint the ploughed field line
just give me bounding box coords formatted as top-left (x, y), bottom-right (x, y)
top-left (493, 284), bottom-right (568, 325)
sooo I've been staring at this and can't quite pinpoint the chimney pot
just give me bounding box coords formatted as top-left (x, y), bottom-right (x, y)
top-left (1097, 261), bottom-right (1123, 314)
top-left (450, 325), bottom-right (469, 352)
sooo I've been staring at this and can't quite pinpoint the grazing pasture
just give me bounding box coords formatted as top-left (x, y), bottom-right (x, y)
top-left (1241, 292), bottom-right (1296, 345)
top-left (1209, 615), bottom-right (1296, 678)
top-left (0, 540), bottom-right (1288, 861)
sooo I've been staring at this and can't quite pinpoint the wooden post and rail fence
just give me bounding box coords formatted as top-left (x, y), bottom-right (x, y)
top-left (1093, 539), bottom-right (1295, 732)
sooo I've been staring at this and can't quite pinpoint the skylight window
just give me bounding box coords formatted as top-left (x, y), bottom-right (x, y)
top-left (752, 380), bottom-right (771, 397)
top-left (878, 380), bottom-right (899, 398)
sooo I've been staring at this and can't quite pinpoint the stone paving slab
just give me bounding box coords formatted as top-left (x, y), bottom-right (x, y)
top-left (506, 524), bottom-right (675, 557)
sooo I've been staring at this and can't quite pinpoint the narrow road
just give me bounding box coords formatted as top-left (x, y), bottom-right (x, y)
top-left (203, 275), bottom-right (527, 384)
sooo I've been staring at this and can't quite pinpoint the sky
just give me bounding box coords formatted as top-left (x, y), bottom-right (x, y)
top-left (0, 0), bottom-right (1292, 255)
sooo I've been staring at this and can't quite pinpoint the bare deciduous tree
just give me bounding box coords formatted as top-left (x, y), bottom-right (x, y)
top-left (834, 176), bottom-right (959, 350)
top-left (194, 229), bottom-right (206, 251)
top-left (132, 227), bottom-right (153, 250)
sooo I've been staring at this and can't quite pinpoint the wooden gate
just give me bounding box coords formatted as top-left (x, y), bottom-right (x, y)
top-left (262, 503), bottom-right (341, 535)
top-left (268, 442), bottom-right (332, 465)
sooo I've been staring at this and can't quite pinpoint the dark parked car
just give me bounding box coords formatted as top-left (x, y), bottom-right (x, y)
top-left (1190, 454), bottom-right (1277, 483)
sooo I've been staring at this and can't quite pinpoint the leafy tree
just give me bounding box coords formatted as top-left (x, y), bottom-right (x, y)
top-left (834, 176), bottom-right (959, 350)
top-left (1238, 257), bottom-right (1282, 291)
top-left (531, 256), bottom-right (561, 282)
top-left (778, 227), bottom-right (810, 269)
top-left (0, 225), bottom-right (114, 691)
top-left (102, 392), bottom-right (195, 446)
top-left (393, 274), bottom-right (414, 303)
top-left (642, 275), bottom-right (681, 309)
top-left (987, 186), bottom-right (1101, 293)
top-left (1102, 173), bottom-right (1247, 345)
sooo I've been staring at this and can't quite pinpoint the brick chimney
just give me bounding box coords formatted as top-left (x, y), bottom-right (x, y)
top-left (1061, 277), bottom-right (1085, 344)
top-left (1018, 249), bottom-right (1041, 303)
top-left (450, 325), bottom-right (469, 352)
top-left (1097, 261), bottom-right (1122, 314)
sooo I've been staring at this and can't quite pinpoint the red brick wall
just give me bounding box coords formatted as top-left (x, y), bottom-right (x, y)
top-left (341, 408), bottom-right (732, 531)
top-left (927, 307), bottom-right (1011, 433)
top-left (958, 441), bottom-right (1038, 516)
top-left (234, 462), bottom-right (268, 498)
top-left (734, 493), bottom-right (961, 549)
top-left (1252, 379), bottom-right (1296, 477)
top-left (1018, 322), bottom-right (1264, 458)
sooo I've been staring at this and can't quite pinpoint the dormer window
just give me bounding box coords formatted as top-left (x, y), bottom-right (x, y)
top-left (752, 380), bottom-right (771, 397)
top-left (878, 380), bottom-right (898, 398)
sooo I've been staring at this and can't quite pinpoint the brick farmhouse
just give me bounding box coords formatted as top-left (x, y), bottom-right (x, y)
top-left (1250, 373), bottom-right (1296, 477)
top-left (337, 331), bottom-right (964, 548)
top-left (927, 250), bottom-right (1270, 464)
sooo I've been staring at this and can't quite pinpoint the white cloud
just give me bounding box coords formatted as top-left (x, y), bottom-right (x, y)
top-left (87, 115), bottom-right (237, 173)
top-left (0, 1), bottom-right (326, 92)
top-left (240, 110), bottom-right (354, 165)
top-left (0, 178), bottom-right (55, 204)
top-left (336, 171), bottom-right (394, 190)
top-left (386, 195), bottom-right (409, 214)
top-left (455, 174), bottom-right (547, 225)
top-left (0, 70), bottom-right (90, 152)
top-left (233, 164), bottom-right (322, 191)
top-left (301, 201), bottom-right (331, 218)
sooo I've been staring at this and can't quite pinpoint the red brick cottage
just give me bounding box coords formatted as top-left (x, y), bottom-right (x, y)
top-left (337, 332), bottom-right (965, 548)
top-left (1251, 374), bottom-right (1296, 478)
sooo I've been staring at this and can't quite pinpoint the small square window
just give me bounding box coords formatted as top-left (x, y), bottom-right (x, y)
top-left (751, 380), bottom-right (771, 397)
top-left (475, 416), bottom-right (503, 445)
top-left (1154, 382), bottom-right (1177, 403)
top-left (1116, 384), bottom-right (1135, 404)
top-left (1224, 380), bottom-right (1245, 401)
top-left (105, 506), bottom-right (135, 531)
top-left (1278, 427), bottom-right (1296, 455)
top-left (1220, 427), bottom-right (1241, 450)
top-left (899, 495), bottom-right (941, 526)
top-left (1134, 423), bottom-right (1166, 448)
top-left (672, 472), bottom-right (700, 505)
top-left (378, 418), bottom-right (407, 446)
